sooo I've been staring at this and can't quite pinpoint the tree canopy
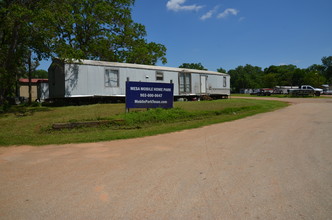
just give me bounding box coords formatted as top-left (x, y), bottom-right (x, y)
top-left (179, 58), bottom-right (331, 93)
top-left (321, 56), bottom-right (332, 83)
top-left (179, 63), bottom-right (207, 70)
top-left (31, 69), bottom-right (48, 79)
top-left (228, 65), bottom-right (263, 92)
top-left (217, 67), bottom-right (226, 73)
top-left (227, 57), bottom-right (331, 92)
top-left (0, 0), bottom-right (167, 104)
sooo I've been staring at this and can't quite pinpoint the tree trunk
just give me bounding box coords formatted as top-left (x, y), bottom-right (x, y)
top-left (0, 22), bottom-right (21, 105)
top-left (28, 51), bottom-right (32, 104)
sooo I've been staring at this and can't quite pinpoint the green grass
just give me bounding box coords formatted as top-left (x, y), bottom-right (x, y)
top-left (231, 93), bottom-right (332, 98)
top-left (232, 94), bottom-right (291, 98)
top-left (0, 99), bottom-right (288, 146)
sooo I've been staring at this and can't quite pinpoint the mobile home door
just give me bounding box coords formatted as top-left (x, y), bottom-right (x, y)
top-left (200, 75), bottom-right (207, 93)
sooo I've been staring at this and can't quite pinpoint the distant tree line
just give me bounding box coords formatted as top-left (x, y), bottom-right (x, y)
top-left (0, 0), bottom-right (167, 105)
top-left (181, 56), bottom-right (332, 93)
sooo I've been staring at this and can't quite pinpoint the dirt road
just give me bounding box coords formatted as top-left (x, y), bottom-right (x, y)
top-left (0, 98), bottom-right (331, 219)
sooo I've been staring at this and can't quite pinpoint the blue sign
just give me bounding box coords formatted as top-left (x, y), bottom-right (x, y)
top-left (126, 81), bottom-right (174, 109)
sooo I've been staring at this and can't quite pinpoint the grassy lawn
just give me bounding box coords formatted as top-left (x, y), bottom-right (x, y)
top-left (0, 99), bottom-right (288, 146)
top-left (231, 93), bottom-right (332, 98)
top-left (232, 94), bottom-right (291, 98)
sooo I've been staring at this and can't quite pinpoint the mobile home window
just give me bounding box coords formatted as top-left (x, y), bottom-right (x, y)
top-left (223, 76), bottom-right (227, 87)
top-left (179, 72), bottom-right (191, 93)
top-left (156, 71), bottom-right (164, 81)
top-left (105, 69), bottom-right (119, 87)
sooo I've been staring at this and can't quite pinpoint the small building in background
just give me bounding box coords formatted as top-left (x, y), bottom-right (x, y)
top-left (19, 79), bottom-right (49, 102)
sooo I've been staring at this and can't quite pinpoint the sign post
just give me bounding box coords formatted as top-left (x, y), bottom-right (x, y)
top-left (126, 81), bottom-right (174, 111)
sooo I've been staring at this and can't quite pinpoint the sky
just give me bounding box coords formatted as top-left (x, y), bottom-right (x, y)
top-left (38, 0), bottom-right (332, 72)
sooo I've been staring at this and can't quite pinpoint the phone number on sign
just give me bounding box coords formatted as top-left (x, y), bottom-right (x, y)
top-left (140, 93), bottom-right (163, 98)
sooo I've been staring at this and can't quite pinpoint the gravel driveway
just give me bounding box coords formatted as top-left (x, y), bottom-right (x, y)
top-left (0, 97), bottom-right (331, 219)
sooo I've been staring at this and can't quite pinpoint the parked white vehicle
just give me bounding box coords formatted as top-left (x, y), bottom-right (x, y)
top-left (288, 85), bottom-right (323, 96)
top-left (323, 90), bottom-right (332, 95)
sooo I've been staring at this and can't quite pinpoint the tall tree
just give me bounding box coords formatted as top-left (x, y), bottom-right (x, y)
top-left (31, 70), bottom-right (48, 79)
top-left (49, 0), bottom-right (167, 64)
top-left (307, 64), bottom-right (325, 74)
top-left (303, 71), bottom-right (326, 87)
top-left (291, 68), bottom-right (306, 86)
top-left (0, 0), bottom-right (51, 104)
top-left (179, 63), bottom-right (207, 70)
top-left (228, 64), bottom-right (263, 92)
top-left (262, 73), bottom-right (278, 88)
top-left (217, 67), bottom-right (227, 73)
top-left (0, 0), bottom-right (167, 104)
top-left (264, 65), bottom-right (298, 86)
top-left (321, 56), bottom-right (332, 83)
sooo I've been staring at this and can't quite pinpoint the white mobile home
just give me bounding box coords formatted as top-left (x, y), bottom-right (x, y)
top-left (48, 59), bottom-right (230, 101)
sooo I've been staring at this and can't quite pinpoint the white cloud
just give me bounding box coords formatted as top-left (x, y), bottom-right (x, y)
top-left (200, 5), bottom-right (219, 21)
top-left (166, 0), bottom-right (203, 12)
top-left (217, 8), bottom-right (239, 19)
